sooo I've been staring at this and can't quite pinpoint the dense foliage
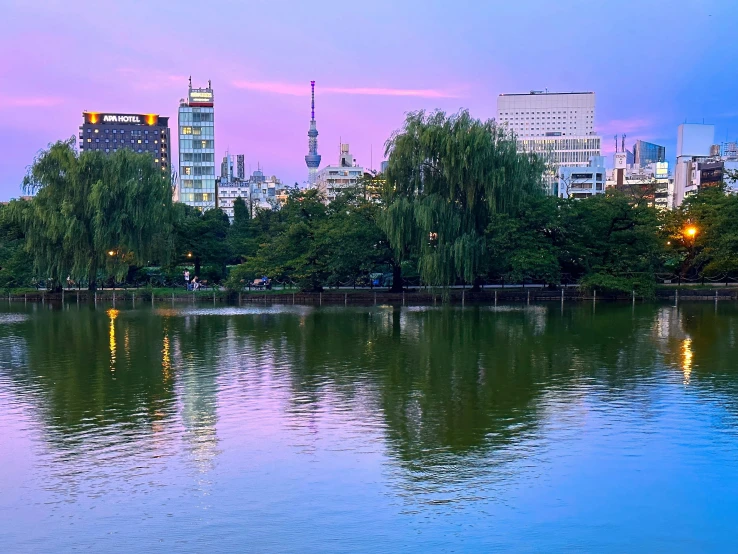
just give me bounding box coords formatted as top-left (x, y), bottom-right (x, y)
top-left (6, 139), bottom-right (173, 290)
top-left (2, 127), bottom-right (738, 294)
top-left (381, 110), bottom-right (546, 289)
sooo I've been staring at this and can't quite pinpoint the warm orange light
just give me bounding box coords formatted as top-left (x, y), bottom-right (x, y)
top-left (145, 114), bottom-right (158, 125)
top-left (108, 250), bottom-right (115, 256)
top-left (187, 252), bottom-right (193, 258)
top-left (685, 226), bottom-right (698, 238)
top-left (87, 112), bottom-right (100, 124)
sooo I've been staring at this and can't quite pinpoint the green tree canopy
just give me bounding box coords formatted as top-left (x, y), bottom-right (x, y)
top-left (171, 205), bottom-right (232, 279)
top-left (486, 195), bottom-right (563, 286)
top-left (0, 202), bottom-right (33, 288)
top-left (380, 110), bottom-right (546, 289)
top-left (227, 189), bottom-right (329, 291)
top-left (10, 139), bottom-right (173, 289)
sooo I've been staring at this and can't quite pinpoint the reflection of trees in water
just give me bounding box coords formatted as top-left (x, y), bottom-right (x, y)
top-left (0, 306), bottom-right (229, 488)
top-left (227, 306), bottom-right (666, 461)
top-left (3, 305), bottom-right (178, 435)
top-left (3, 302), bottom-right (738, 494)
top-left (667, 303), bottom-right (738, 406)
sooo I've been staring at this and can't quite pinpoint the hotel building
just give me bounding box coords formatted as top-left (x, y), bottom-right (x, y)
top-left (79, 112), bottom-right (170, 174)
top-left (497, 91), bottom-right (601, 195)
top-left (178, 79), bottom-right (215, 209)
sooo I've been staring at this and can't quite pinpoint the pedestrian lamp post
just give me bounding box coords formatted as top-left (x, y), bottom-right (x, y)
top-left (679, 225), bottom-right (699, 287)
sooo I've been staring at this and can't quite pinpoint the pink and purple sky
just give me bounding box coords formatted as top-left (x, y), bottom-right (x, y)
top-left (1, 0), bottom-right (736, 199)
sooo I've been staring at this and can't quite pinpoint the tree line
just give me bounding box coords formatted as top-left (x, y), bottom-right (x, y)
top-left (1, 112), bottom-right (737, 294)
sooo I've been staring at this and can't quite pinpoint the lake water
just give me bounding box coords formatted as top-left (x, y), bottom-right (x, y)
top-left (1, 301), bottom-right (737, 552)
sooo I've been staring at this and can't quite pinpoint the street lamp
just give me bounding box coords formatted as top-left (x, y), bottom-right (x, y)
top-left (684, 226), bottom-right (698, 239)
top-left (108, 250), bottom-right (115, 257)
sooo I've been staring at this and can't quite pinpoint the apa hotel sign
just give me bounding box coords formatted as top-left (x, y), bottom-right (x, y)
top-left (84, 112), bottom-right (159, 125)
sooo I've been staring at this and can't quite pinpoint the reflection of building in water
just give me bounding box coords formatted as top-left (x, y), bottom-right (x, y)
top-left (0, 314), bottom-right (29, 368)
top-left (171, 323), bottom-right (220, 474)
top-left (653, 307), bottom-right (693, 384)
top-left (526, 306), bottom-right (547, 335)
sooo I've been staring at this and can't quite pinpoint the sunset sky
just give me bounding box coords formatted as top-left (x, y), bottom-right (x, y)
top-left (1, 0), bottom-right (736, 199)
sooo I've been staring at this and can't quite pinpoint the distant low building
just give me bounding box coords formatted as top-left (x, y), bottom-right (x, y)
top-left (606, 162), bottom-right (671, 210)
top-left (558, 156), bottom-right (606, 199)
top-left (217, 164), bottom-right (289, 222)
top-left (315, 144), bottom-right (373, 203)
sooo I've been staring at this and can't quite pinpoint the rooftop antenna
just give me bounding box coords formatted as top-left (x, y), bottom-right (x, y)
top-left (189, 75), bottom-right (192, 90)
top-left (614, 135), bottom-right (618, 153)
top-left (622, 134), bottom-right (626, 154)
top-left (208, 79), bottom-right (212, 89)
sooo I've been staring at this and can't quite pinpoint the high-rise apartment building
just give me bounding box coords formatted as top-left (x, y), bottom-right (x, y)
top-left (79, 112), bottom-right (170, 174)
top-left (236, 154), bottom-right (245, 180)
top-left (178, 79), bottom-right (215, 209)
top-left (497, 91), bottom-right (601, 195)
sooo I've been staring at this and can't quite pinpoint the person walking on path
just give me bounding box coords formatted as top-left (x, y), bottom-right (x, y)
top-left (184, 269), bottom-right (190, 290)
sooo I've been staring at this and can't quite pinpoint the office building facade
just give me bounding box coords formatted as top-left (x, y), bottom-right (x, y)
top-left (497, 91), bottom-right (601, 195)
top-left (178, 79), bottom-right (215, 209)
top-left (633, 140), bottom-right (665, 168)
top-left (79, 112), bottom-right (170, 174)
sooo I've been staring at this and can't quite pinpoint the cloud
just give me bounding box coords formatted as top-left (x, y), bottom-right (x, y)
top-left (597, 118), bottom-right (652, 136)
top-left (0, 95), bottom-right (64, 108)
top-left (116, 68), bottom-right (189, 91)
top-left (231, 79), bottom-right (459, 99)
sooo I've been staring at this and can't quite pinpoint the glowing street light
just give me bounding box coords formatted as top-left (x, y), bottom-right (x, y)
top-left (684, 226), bottom-right (698, 239)
top-left (108, 250), bottom-right (115, 256)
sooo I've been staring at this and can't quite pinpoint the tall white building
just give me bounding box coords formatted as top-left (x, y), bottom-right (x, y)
top-left (497, 91), bottom-right (601, 195)
top-left (673, 124), bottom-right (715, 207)
top-left (177, 78), bottom-right (215, 209)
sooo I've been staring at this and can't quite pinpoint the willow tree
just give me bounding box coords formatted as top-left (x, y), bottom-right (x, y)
top-left (12, 139), bottom-right (173, 289)
top-left (380, 110), bottom-right (545, 290)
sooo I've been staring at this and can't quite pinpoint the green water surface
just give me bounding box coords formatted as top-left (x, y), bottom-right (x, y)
top-left (1, 302), bottom-right (737, 552)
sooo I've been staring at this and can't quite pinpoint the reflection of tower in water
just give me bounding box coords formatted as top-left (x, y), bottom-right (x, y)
top-left (173, 316), bottom-right (220, 474)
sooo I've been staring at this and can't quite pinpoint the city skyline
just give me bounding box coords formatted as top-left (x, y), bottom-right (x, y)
top-left (1, 0), bottom-right (737, 200)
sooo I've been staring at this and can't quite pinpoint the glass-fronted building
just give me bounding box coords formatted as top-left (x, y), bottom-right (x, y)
top-left (633, 140), bottom-right (665, 168)
top-left (178, 80), bottom-right (215, 209)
